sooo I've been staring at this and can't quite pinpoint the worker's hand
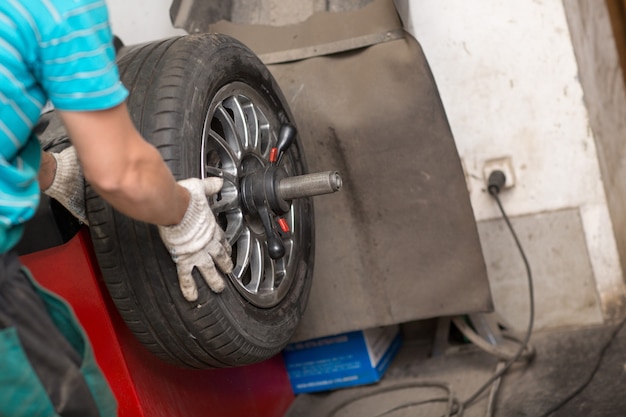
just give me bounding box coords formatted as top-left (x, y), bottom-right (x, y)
top-left (44, 147), bottom-right (89, 225)
top-left (158, 177), bottom-right (233, 301)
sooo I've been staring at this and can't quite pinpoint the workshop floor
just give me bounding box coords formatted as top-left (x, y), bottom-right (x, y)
top-left (284, 320), bottom-right (626, 417)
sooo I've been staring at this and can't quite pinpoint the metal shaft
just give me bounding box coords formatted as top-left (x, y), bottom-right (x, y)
top-left (278, 171), bottom-right (342, 200)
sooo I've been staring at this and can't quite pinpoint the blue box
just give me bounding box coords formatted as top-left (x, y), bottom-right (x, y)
top-left (282, 325), bottom-right (402, 394)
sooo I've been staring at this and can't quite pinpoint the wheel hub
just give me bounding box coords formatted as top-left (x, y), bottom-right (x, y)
top-left (202, 82), bottom-right (341, 308)
top-left (241, 166), bottom-right (291, 259)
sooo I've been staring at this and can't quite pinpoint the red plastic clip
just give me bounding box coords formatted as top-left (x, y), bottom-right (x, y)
top-left (277, 218), bottom-right (290, 233)
top-left (269, 147), bottom-right (279, 163)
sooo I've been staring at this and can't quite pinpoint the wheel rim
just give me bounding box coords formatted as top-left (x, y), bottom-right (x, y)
top-left (201, 82), bottom-right (303, 308)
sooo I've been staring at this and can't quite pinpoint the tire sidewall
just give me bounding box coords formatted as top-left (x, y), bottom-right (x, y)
top-left (150, 35), bottom-right (314, 353)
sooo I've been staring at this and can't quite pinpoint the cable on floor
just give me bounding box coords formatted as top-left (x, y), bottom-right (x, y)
top-left (326, 381), bottom-right (461, 417)
top-left (484, 361), bottom-right (506, 417)
top-left (451, 316), bottom-right (535, 362)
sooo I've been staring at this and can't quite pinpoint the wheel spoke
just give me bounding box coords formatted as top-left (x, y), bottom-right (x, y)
top-left (214, 104), bottom-right (244, 159)
top-left (211, 193), bottom-right (239, 214)
top-left (259, 248), bottom-right (276, 292)
top-left (223, 96), bottom-right (252, 151)
top-left (246, 237), bottom-right (264, 293)
top-left (250, 107), bottom-right (271, 158)
top-left (232, 227), bottom-right (252, 280)
top-left (203, 129), bottom-right (240, 178)
top-left (257, 120), bottom-right (271, 158)
top-left (241, 100), bottom-right (259, 151)
top-left (224, 211), bottom-right (245, 244)
top-left (203, 165), bottom-right (228, 179)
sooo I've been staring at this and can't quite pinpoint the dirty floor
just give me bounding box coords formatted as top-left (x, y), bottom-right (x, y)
top-left (284, 320), bottom-right (626, 417)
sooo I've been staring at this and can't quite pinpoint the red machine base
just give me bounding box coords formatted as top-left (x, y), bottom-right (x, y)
top-left (21, 229), bottom-right (294, 417)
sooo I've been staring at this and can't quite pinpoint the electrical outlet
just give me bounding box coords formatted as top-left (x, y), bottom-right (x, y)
top-left (483, 156), bottom-right (515, 189)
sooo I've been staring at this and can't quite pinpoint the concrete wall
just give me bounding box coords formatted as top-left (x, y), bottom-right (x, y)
top-left (106, 0), bottom-right (185, 45)
top-left (106, 0), bottom-right (626, 332)
top-left (396, 0), bottom-right (626, 332)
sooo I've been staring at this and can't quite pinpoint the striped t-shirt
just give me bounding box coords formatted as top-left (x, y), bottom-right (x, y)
top-left (0, 0), bottom-right (128, 252)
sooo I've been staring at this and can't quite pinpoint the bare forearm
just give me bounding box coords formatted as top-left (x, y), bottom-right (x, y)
top-left (94, 181), bottom-right (190, 226)
top-left (57, 104), bottom-right (190, 226)
top-left (88, 144), bottom-right (190, 226)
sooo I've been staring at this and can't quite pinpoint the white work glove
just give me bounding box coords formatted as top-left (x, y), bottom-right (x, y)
top-left (44, 147), bottom-right (89, 225)
top-left (158, 177), bottom-right (233, 301)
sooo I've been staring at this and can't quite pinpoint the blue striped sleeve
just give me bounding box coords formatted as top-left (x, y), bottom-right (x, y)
top-left (38, 0), bottom-right (128, 111)
top-left (0, 0), bottom-right (129, 251)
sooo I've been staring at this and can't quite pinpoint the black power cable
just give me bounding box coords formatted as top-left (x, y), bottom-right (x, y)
top-left (327, 381), bottom-right (460, 417)
top-left (487, 171), bottom-right (626, 416)
top-left (454, 170), bottom-right (536, 413)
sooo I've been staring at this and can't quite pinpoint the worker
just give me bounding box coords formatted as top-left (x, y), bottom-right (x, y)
top-left (0, 0), bottom-right (232, 415)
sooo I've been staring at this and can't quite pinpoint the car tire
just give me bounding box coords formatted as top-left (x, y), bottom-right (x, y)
top-left (86, 33), bottom-right (314, 369)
